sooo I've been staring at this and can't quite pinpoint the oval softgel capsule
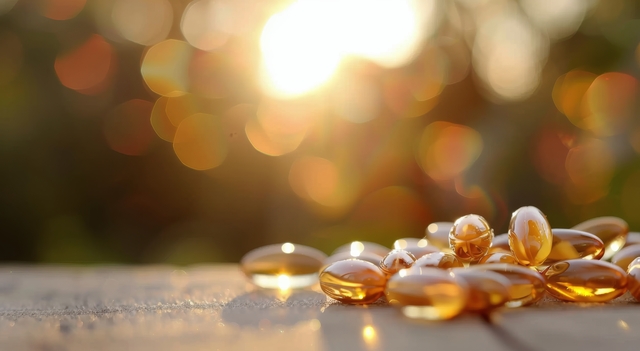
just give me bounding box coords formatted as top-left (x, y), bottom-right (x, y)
top-left (508, 206), bottom-right (552, 266)
top-left (240, 243), bottom-right (327, 289)
top-left (542, 260), bottom-right (627, 302)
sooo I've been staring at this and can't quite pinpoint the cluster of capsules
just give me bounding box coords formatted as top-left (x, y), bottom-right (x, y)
top-left (240, 206), bottom-right (640, 321)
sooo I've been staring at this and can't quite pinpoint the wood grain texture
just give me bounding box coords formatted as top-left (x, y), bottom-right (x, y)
top-left (0, 265), bottom-right (637, 351)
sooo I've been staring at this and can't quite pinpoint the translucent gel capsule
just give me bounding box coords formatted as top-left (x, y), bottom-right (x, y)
top-left (627, 257), bottom-right (640, 301)
top-left (380, 249), bottom-right (416, 276)
top-left (393, 238), bottom-right (439, 259)
top-left (386, 267), bottom-right (468, 321)
top-left (425, 222), bottom-right (454, 249)
top-left (478, 252), bottom-right (519, 265)
top-left (469, 263), bottom-right (546, 307)
top-left (489, 234), bottom-right (511, 253)
top-left (453, 270), bottom-right (511, 313)
top-left (449, 214), bottom-right (494, 262)
top-left (324, 251), bottom-right (384, 268)
top-left (544, 229), bottom-right (605, 264)
top-left (611, 245), bottom-right (640, 271)
top-left (572, 216), bottom-right (628, 260)
top-left (319, 259), bottom-right (387, 304)
top-left (332, 241), bottom-right (390, 257)
top-left (508, 206), bottom-right (552, 266)
top-left (240, 243), bottom-right (327, 289)
top-left (624, 232), bottom-right (640, 248)
top-left (542, 260), bottom-right (627, 302)
top-left (414, 252), bottom-right (463, 269)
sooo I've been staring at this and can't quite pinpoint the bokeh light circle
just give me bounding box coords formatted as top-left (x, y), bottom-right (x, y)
top-left (173, 113), bottom-right (228, 170)
top-left (141, 40), bottom-right (192, 97)
top-left (111, 0), bottom-right (173, 46)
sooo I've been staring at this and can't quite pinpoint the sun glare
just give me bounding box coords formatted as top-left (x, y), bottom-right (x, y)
top-left (260, 0), bottom-right (429, 98)
top-left (260, 1), bottom-right (341, 98)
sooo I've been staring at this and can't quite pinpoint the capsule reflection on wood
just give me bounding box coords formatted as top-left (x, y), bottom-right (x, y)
top-left (469, 263), bottom-right (546, 307)
top-left (572, 216), bottom-right (628, 260)
top-left (542, 260), bottom-right (627, 302)
top-left (508, 206), bottom-right (552, 266)
top-left (413, 252), bottom-right (463, 269)
top-left (393, 238), bottom-right (439, 259)
top-left (611, 245), bottom-right (640, 271)
top-left (544, 229), bottom-right (605, 264)
top-left (386, 267), bottom-right (468, 321)
top-left (319, 259), bottom-right (387, 304)
top-left (627, 257), bottom-right (640, 302)
top-left (453, 269), bottom-right (511, 312)
top-left (449, 214), bottom-right (494, 262)
top-left (240, 243), bottom-right (327, 289)
top-left (380, 249), bottom-right (416, 276)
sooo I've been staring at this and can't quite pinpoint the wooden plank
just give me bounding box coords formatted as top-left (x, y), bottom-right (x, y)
top-left (491, 300), bottom-right (640, 351)
top-left (0, 265), bottom-right (511, 351)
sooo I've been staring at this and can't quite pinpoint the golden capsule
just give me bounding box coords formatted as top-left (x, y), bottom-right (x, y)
top-left (324, 251), bottom-right (383, 268)
top-left (624, 232), bottom-right (640, 248)
top-left (572, 216), bottom-right (628, 260)
top-left (544, 229), bottom-right (605, 264)
top-left (542, 260), bottom-right (627, 302)
top-left (489, 234), bottom-right (510, 253)
top-left (448, 214), bottom-right (494, 262)
top-left (477, 251), bottom-right (519, 265)
top-left (393, 238), bottom-right (439, 259)
top-left (240, 243), bottom-right (327, 289)
top-left (508, 206), bottom-right (552, 266)
top-left (611, 245), bottom-right (640, 271)
top-left (414, 252), bottom-right (463, 269)
top-left (453, 269), bottom-right (511, 313)
top-left (319, 259), bottom-right (387, 304)
top-left (380, 249), bottom-right (416, 276)
top-left (386, 267), bottom-right (468, 321)
top-left (425, 221), bottom-right (454, 249)
top-left (469, 263), bottom-right (546, 307)
top-left (332, 241), bottom-right (390, 257)
top-left (627, 257), bottom-right (640, 301)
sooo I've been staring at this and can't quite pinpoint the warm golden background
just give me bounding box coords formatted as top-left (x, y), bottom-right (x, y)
top-left (0, 0), bottom-right (639, 264)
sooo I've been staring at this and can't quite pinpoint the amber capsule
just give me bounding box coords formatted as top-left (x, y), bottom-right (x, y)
top-left (414, 252), bottom-right (463, 269)
top-left (469, 263), bottom-right (546, 307)
top-left (544, 229), bottom-right (605, 264)
top-left (508, 206), bottom-right (552, 266)
top-left (332, 241), bottom-right (390, 257)
top-left (453, 270), bottom-right (511, 313)
top-left (425, 222), bottom-right (454, 249)
top-left (627, 257), bottom-right (640, 301)
top-left (323, 251), bottom-right (383, 268)
top-left (386, 267), bottom-right (468, 321)
top-left (393, 238), bottom-right (439, 259)
top-left (449, 214), bottom-right (494, 262)
top-left (542, 259), bottom-right (627, 302)
top-left (624, 232), bottom-right (640, 248)
top-left (477, 251), bottom-right (519, 265)
top-left (240, 243), bottom-right (327, 289)
top-left (489, 234), bottom-right (511, 253)
top-left (611, 245), bottom-right (640, 271)
top-left (319, 259), bottom-right (387, 304)
top-left (380, 249), bottom-right (416, 276)
top-left (572, 216), bottom-right (628, 260)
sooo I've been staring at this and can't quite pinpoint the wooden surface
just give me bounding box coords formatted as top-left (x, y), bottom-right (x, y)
top-left (0, 265), bottom-right (639, 351)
